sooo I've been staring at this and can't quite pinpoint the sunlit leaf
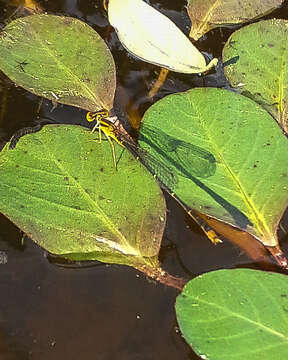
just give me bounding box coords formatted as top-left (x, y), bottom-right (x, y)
top-left (223, 19), bottom-right (288, 132)
top-left (187, 0), bottom-right (284, 40)
top-left (108, 0), bottom-right (217, 74)
top-left (176, 269), bottom-right (288, 360)
top-left (0, 14), bottom-right (116, 111)
top-left (139, 88), bottom-right (288, 247)
top-left (0, 125), bottom-right (165, 267)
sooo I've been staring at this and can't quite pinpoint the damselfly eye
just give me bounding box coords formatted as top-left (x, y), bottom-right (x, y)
top-left (86, 112), bottom-right (97, 122)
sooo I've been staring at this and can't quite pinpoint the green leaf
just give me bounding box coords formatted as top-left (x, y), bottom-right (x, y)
top-left (187, 0), bottom-right (284, 40)
top-left (0, 125), bottom-right (166, 267)
top-left (108, 0), bottom-right (217, 73)
top-left (139, 88), bottom-right (288, 246)
top-left (0, 14), bottom-right (116, 111)
top-left (223, 19), bottom-right (288, 132)
top-left (175, 269), bottom-right (288, 360)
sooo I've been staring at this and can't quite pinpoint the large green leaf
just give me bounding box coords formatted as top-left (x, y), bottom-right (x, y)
top-left (187, 0), bottom-right (284, 40)
top-left (175, 269), bottom-right (288, 360)
top-left (0, 125), bottom-right (165, 267)
top-left (139, 88), bottom-right (288, 246)
top-left (223, 19), bottom-right (288, 132)
top-left (0, 14), bottom-right (116, 111)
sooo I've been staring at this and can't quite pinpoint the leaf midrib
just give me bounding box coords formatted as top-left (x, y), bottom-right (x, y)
top-left (186, 95), bottom-right (271, 239)
top-left (40, 135), bottom-right (140, 256)
top-left (193, 0), bottom-right (221, 35)
top-left (31, 19), bottom-right (101, 104)
top-left (188, 295), bottom-right (288, 341)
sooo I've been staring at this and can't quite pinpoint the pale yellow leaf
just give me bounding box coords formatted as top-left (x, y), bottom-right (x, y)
top-left (108, 0), bottom-right (217, 74)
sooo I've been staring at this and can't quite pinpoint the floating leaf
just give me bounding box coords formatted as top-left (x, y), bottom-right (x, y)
top-left (187, 0), bottom-right (284, 40)
top-left (108, 0), bottom-right (217, 74)
top-left (139, 88), bottom-right (288, 247)
top-left (0, 14), bottom-right (116, 111)
top-left (0, 125), bottom-right (165, 267)
top-left (175, 269), bottom-right (288, 360)
top-left (223, 19), bottom-right (288, 132)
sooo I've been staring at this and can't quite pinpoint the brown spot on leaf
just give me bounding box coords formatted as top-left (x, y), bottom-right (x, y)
top-left (63, 18), bottom-right (73, 25)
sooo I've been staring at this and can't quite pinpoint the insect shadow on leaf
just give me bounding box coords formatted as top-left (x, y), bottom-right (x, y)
top-left (139, 125), bottom-right (252, 229)
top-left (139, 125), bottom-right (217, 180)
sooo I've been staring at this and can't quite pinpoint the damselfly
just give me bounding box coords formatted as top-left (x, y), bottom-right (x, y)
top-left (86, 110), bottom-right (178, 191)
top-left (87, 110), bottom-right (222, 243)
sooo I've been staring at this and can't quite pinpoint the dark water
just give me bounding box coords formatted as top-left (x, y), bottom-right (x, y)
top-left (0, 1), bottom-right (288, 359)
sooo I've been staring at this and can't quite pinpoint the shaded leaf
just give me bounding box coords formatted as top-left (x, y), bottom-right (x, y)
top-left (108, 0), bottom-right (217, 74)
top-left (223, 19), bottom-right (288, 132)
top-left (139, 88), bottom-right (288, 246)
top-left (0, 14), bottom-right (116, 111)
top-left (175, 269), bottom-right (288, 360)
top-left (0, 125), bottom-right (166, 267)
top-left (187, 0), bottom-right (284, 40)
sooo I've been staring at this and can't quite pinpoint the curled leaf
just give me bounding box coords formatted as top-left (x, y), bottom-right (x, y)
top-left (108, 0), bottom-right (217, 73)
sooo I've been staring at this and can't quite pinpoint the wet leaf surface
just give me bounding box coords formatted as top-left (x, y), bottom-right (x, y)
top-left (223, 19), bottom-right (288, 132)
top-left (0, 125), bottom-right (165, 267)
top-left (140, 88), bottom-right (288, 246)
top-left (187, 0), bottom-right (284, 40)
top-left (176, 269), bottom-right (288, 360)
top-left (0, 14), bottom-right (116, 111)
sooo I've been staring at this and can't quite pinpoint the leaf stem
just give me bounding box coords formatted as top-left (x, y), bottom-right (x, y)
top-left (267, 245), bottom-right (288, 270)
top-left (135, 265), bottom-right (187, 291)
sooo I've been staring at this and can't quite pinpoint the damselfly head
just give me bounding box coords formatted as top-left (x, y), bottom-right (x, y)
top-left (86, 109), bottom-right (109, 123)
